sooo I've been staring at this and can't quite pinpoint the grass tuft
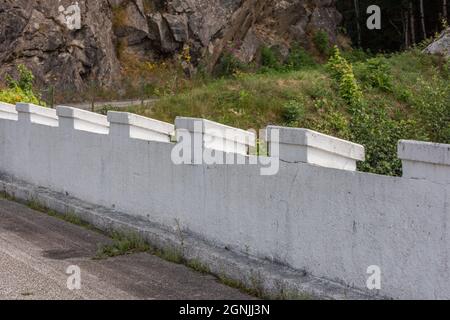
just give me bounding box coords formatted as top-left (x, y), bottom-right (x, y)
top-left (94, 231), bottom-right (151, 260)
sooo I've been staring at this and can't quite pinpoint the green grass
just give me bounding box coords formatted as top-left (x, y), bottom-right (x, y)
top-left (217, 273), bottom-right (314, 300)
top-left (110, 48), bottom-right (449, 176)
top-left (0, 191), bottom-right (16, 201)
top-left (95, 231), bottom-right (151, 260)
top-left (26, 199), bottom-right (97, 232)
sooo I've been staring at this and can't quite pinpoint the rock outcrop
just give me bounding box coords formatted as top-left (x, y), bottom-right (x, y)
top-left (0, 0), bottom-right (342, 90)
top-left (0, 0), bottom-right (119, 90)
top-left (424, 27), bottom-right (450, 58)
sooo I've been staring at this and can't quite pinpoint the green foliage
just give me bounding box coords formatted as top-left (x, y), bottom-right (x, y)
top-left (341, 48), bottom-right (372, 63)
top-left (285, 44), bottom-right (316, 70)
top-left (95, 232), bottom-right (150, 259)
top-left (356, 57), bottom-right (393, 92)
top-left (313, 30), bottom-right (330, 55)
top-left (413, 76), bottom-right (450, 143)
top-left (215, 52), bottom-right (246, 77)
top-left (350, 105), bottom-right (412, 176)
top-left (326, 49), bottom-right (415, 176)
top-left (0, 64), bottom-right (41, 105)
top-left (116, 49), bottom-right (448, 177)
top-left (0, 88), bottom-right (40, 105)
top-left (6, 64), bottom-right (35, 92)
top-left (327, 46), bottom-right (363, 106)
top-left (312, 110), bottom-right (352, 140)
top-left (261, 46), bottom-right (282, 70)
top-left (443, 58), bottom-right (450, 79)
top-left (260, 44), bottom-right (315, 73)
top-left (281, 100), bottom-right (305, 126)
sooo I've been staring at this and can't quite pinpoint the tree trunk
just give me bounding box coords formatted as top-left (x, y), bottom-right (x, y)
top-left (353, 0), bottom-right (362, 47)
top-left (419, 0), bottom-right (427, 39)
top-left (410, 1), bottom-right (416, 45)
top-left (444, 0), bottom-right (448, 21)
top-left (403, 11), bottom-right (410, 49)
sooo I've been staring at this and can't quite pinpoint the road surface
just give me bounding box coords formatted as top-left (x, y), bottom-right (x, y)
top-left (0, 198), bottom-right (252, 300)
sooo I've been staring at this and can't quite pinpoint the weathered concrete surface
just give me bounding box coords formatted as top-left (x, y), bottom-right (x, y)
top-left (0, 198), bottom-right (252, 300)
top-left (2, 103), bottom-right (450, 299)
top-left (0, 174), bottom-right (377, 300)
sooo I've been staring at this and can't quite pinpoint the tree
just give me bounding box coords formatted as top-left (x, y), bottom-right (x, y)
top-left (337, 0), bottom-right (449, 52)
top-left (353, 0), bottom-right (362, 47)
top-left (410, 1), bottom-right (416, 45)
top-left (444, 0), bottom-right (448, 22)
top-left (419, 0), bottom-right (427, 39)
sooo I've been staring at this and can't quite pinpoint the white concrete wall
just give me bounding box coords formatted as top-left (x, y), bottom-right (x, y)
top-left (0, 103), bottom-right (449, 299)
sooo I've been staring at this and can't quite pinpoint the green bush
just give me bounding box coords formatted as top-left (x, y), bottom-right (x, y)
top-left (413, 76), bottom-right (450, 143)
top-left (356, 57), bottom-right (393, 92)
top-left (285, 44), bottom-right (316, 70)
top-left (0, 87), bottom-right (40, 105)
top-left (443, 58), bottom-right (450, 79)
top-left (342, 48), bottom-right (372, 63)
top-left (311, 110), bottom-right (352, 140)
top-left (260, 46), bottom-right (282, 71)
top-left (313, 30), bottom-right (330, 55)
top-left (326, 46), bottom-right (363, 107)
top-left (350, 105), bottom-right (413, 176)
top-left (0, 64), bottom-right (41, 105)
top-left (281, 100), bottom-right (305, 126)
top-left (215, 52), bottom-right (246, 77)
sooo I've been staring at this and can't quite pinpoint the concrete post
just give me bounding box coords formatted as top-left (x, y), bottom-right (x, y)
top-left (266, 126), bottom-right (365, 171)
top-left (107, 111), bottom-right (174, 142)
top-left (398, 140), bottom-right (450, 184)
top-left (16, 103), bottom-right (58, 127)
top-left (57, 106), bottom-right (109, 134)
top-left (175, 117), bottom-right (256, 156)
top-left (0, 102), bottom-right (17, 121)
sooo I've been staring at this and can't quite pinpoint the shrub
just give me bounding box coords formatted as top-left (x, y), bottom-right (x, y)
top-left (6, 64), bottom-right (35, 92)
top-left (0, 87), bottom-right (40, 105)
top-left (349, 105), bottom-right (412, 176)
top-left (356, 57), bottom-right (393, 92)
top-left (312, 110), bottom-right (352, 140)
top-left (313, 30), bottom-right (330, 55)
top-left (0, 64), bottom-right (41, 105)
top-left (281, 100), bottom-right (305, 126)
top-left (215, 52), bottom-right (246, 77)
top-left (342, 48), bottom-right (372, 63)
top-left (260, 46), bottom-right (282, 70)
top-left (326, 46), bottom-right (363, 107)
top-left (413, 76), bottom-right (450, 143)
top-left (443, 58), bottom-right (450, 79)
top-left (285, 44), bottom-right (316, 70)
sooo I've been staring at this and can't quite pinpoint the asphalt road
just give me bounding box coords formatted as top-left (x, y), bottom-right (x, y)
top-left (0, 198), bottom-right (252, 300)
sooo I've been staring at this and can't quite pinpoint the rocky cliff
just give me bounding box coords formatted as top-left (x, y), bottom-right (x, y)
top-left (0, 0), bottom-right (341, 90)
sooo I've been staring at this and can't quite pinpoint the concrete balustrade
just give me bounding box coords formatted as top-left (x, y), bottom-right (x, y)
top-left (16, 103), bottom-right (58, 127)
top-left (108, 111), bottom-right (174, 142)
top-left (0, 102), bottom-right (17, 121)
top-left (57, 106), bottom-right (109, 134)
top-left (398, 140), bottom-right (450, 184)
top-left (175, 117), bottom-right (256, 156)
top-left (266, 126), bottom-right (365, 171)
